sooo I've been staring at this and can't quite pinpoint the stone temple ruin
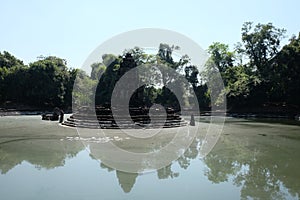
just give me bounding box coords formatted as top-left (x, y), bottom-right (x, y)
top-left (62, 53), bottom-right (187, 129)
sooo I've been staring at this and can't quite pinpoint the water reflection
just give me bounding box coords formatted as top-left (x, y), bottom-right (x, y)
top-left (0, 118), bottom-right (299, 199)
top-left (94, 119), bottom-right (300, 199)
top-left (0, 139), bottom-right (84, 174)
top-left (98, 162), bottom-right (138, 193)
top-left (203, 120), bottom-right (300, 199)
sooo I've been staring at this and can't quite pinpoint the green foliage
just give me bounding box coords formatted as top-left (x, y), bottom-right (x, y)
top-left (207, 42), bottom-right (235, 73)
top-left (1, 22), bottom-right (299, 114)
top-left (26, 56), bottom-right (76, 108)
top-left (123, 47), bottom-right (149, 65)
top-left (0, 51), bottom-right (24, 68)
top-left (184, 65), bottom-right (199, 88)
top-left (95, 54), bottom-right (121, 105)
top-left (205, 22), bottom-right (299, 112)
top-left (240, 22), bottom-right (286, 77)
top-left (0, 53), bottom-right (77, 109)
top-left (157, 43), bottom-right (178, 65)
top-left (271, 33), bottom-right (300, 105)
top-left (72, 69), bottom-right (97, 106)
top-left (93, 44), bottom-right (202, 109)
top-left (90, 62), bottom-right (106, 80)
top-left (223, 65), bottom-right (260, 107)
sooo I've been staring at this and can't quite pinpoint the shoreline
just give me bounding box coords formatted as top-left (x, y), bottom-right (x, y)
top-left (0, 108), bottom-right (72, 117)
top-left (1, 109), bottom-right (299, 121)
top-left (0, 110), bottom-right (45, 116)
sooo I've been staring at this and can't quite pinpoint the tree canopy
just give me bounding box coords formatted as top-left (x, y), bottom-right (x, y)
top-left (0, 22), bottom-right (299, 115)
top-left (205, 22), bottom-right (299, 114)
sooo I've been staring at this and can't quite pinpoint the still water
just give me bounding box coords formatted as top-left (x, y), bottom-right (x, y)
top-left (0, 116), bottom-right (299, 200)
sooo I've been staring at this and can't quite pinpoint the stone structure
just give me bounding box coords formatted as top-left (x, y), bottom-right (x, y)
top-left (62, 106), bottom-right (187, 129)
top-left (42, 107), bottom-right (63, 121)
top-left (62, 53), bottom-right (187, 129)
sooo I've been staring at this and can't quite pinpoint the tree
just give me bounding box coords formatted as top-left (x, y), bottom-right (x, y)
top-left (90, 62), bottom-right (106, 80)
top-left (185, 65), bottom-right (199, 89)
top-left (72, 69), bottom-right (97, 106)
top-left (0, 51), bottom-right (24, 69)
top-left (223, 65), bottom-right (260, 108)
top-left (2, 65), bottom-right (29, 104)
top-left (123, 46), bottom-right (149, 65)
top-left (207, 42), bottom-right (235, 74)
top-left (157, 43), bottom-right (179, 66)
top-left (0, 53), bottom-right (77, 109)
top-left (95, 54), bottom-right (121, 105)
top-left (271, 33), bottom-right (300, 107)
top-left (27, 56), bottom-right (71, 107)
top-left (0, 51), bottom-right (26, 103)
top-left (202, 42), bottom-right (234, 107)
top-left (206, 22), bottom-right (287, 110)
top-left (240, 22), bottom-right (286, 78)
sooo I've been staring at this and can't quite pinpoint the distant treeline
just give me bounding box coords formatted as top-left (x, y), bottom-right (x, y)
top-left (0, 22), bottom-right (299, 113)
top-left (0, 54), bottom-right (77, 110)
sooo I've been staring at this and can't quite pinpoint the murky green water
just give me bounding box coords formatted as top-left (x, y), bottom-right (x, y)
top-left (0, 116), bottom-right (299, 199)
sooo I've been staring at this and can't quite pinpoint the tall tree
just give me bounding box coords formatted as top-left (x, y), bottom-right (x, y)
top-left (240, 22), bottom-right (286, 78)
top-left (27, 56), bottom-right (71, 107)
top-left (207, 42), bottom-right (235, 74)
top-left (271, 33), bottom-right (300, 107)
top-left (0, 51), bottom-right (24, 69)
top-left (234, 22), bottom-right (286, 107)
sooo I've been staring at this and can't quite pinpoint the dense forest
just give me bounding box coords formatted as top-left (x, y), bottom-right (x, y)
top-left (0, 22), bottom-right (299, 115)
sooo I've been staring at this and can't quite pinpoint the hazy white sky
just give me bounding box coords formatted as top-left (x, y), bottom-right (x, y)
top-left (1, 0), bottom-right (299, 68)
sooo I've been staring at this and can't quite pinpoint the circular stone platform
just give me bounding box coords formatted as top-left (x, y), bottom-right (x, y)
top-left (62, 106), bottom-right (187, 129)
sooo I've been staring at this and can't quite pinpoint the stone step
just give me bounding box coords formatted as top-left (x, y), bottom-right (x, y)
top-left (63, 117), bottom-right (187, 129)
top-left (63, 106), bottom-right (187, 129)
top-left (67, 117), bottom-right (185, 125)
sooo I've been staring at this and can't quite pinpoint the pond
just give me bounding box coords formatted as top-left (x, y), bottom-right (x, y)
top-left (0, 116), bottom-right (299, 199)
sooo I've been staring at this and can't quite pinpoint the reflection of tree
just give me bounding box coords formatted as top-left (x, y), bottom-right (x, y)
top-left (177, 137), bottom-right (200, 170)
top-left (157, 164), bottom-right (179, 179)
top-left (203, 136), bottom-right (250, 184)
top-left (89, 122), bottom-right (300, 198)
top-left (116, 171), bottom-right (138, 193)
top-left (144, 120), bottom-right (300, 200)
top-left (202, 132), bottom-right (300, 200)
top-left (0, 139), bottom-right (84, 174)
top-left (99, 162), bottom-right (138, 193)
top-left (100, 162), bottom-right (115, 172)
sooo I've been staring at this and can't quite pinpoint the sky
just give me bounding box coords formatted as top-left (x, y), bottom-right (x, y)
top-left (1, 0), bottom-right (299, 69)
